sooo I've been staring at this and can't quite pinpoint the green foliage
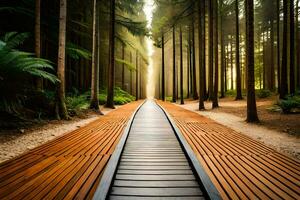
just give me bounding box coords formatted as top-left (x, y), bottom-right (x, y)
top-left (65, 94), bottom-right (89, 116)
top-left (225, 90), bottom-right (236, 97)
top-left (256, 89), bottom-right (272, 98)
top-left (66, 42), bottom-right (92, 60)
top-left (98, 87), bottom-right (135, 105)
top-left (0, 32), bottom-right (59, 116)
top-left (278, 96), bottom-right (300, 114)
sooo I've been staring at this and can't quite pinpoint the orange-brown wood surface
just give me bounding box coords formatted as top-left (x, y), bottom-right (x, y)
top-left (0, 101), bottom-right (141, 200)
top-left (158, 101), bottom-right (300, 200)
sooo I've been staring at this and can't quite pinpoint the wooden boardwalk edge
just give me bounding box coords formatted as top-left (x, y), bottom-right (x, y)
top-left (92, 100), bottom-right (146, 200)
top-left (156, 101), bottom-right (221, 200)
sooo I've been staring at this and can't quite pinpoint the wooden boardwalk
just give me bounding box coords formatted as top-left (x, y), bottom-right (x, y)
top-left (0, 101), bottom-right (141, 200)
top-left (158, 101), bottom-right (300, 200)
top-left (107, 101), bottom-right (206, 199)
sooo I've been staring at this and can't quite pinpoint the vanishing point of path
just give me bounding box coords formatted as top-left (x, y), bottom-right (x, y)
top-left (0, 100), bottom-right (299, 199)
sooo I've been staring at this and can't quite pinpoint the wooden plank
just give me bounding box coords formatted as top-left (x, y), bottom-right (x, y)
top-left (110, 187), bottom-right (203, 197)
top-left (113, 180), bottom-right (199, 187)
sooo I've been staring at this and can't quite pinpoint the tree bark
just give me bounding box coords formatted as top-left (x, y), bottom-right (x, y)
top-left (35, 0), bottom-right (43, 90)
top-left (277, 0), bottom-right (281, 93)
top-left (179, 26), bottom-right (184, 105)
top-left (208, 0), bottom-right (214, 100)
top-left (245, 0), bottom-right (259, 122)
top-left (121, 43), bottom-right (125, 90)
top-left (106, 0), bottom-right (116, 108)
top-left (90, 0), bottom-right (102, 114)
top-left (290, 0), bottom-right (295, 94)
top-left (297, 0), bottom-right (300, 89)
top-left (235, 0), bottom-right (243, 100)
top-left (130, 51), bottom-right (133, 95)
top-left (199, 0), bottom-right (205, 110)
top-left (220, 0), bottom-right (225, 98)
top-left (136, 50), bottom-right (139, 101)
top-left (161, 33), bottom-right (165, 101)
top-left (280, 0), bottom-right (288, 99)
top-left (192, 21), bottom-right (198, 100)
top-left (56, 0), bottom-right (69, 120)
top-left (230, 35), bottom-right (234, 90)
top-left (212, 0), bottom-right (219, 108)
top-left (172, 26), bottom-right (177, 102)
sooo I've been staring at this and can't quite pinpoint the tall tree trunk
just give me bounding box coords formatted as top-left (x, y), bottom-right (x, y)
top-left (187, 40), bottom-right (190, 98)
top-left (212, 0), bottom-right (219, 108)
top-left (192, 21), bottom-right (198, 100)
top-left (106, 0), bottom-right (115, 108)
top-left (245, 0), bottom-right (259, 122)
top-left (270, 8), bottom-right (275, 91)
top-left (90, 0), bottom-right (102, 114)
top-left (235, 0), bottom-right (243, 100)
top-left (136, 50), bottom-right (139, 101)
top-left (172, 26), bottom-right (177, 102)
top-left (280, 0), bottom-right (289, 98)
top-left (277, 0), bottom-right (281, 93)
top-left (290, 0), bottom-right (295, 94)
top-left (208, 0), bottom-right (214, 100)
top-left (225, 45), bottom-right (228, 92)
top-left (220, 0), bottom-right (225, 98)
top-left (161, 33), bottom-right (165, 100)
top-left (56, 0), bottom-right (68, 120)
top-left (230, 35), bottom-right (234, 90)
top-left (199, 0), bottom-right (205, 110)
top-left (121, 43), bottom-right (125, 90)
top-left (35, 0), bottom-right (43, 90)
top-left (179, 26), bottom-right (184, 104)
top-left (130, 51), bottom-right (133, 95)
top-left (297, 0), bottom-right (300, 89)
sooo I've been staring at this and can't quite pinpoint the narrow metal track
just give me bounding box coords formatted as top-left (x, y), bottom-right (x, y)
top-left (93, 100), bottom-right (220, 200)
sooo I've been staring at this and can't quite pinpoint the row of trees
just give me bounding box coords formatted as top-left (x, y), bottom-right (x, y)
top-left (0, 0), bottom-right (148, 120)
top-left (153, 0), bottom-right (299, 122)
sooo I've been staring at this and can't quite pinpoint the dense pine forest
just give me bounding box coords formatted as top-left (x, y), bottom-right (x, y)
top-left (0, 0), bottom-right (149, 126)
top-left (0, 0), bottom-right (299, 128)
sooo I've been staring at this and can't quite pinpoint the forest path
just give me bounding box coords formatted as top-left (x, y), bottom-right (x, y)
top-left (158, 101), bottom-right (300, 200)
top-left (104, 100), bottom-right (208, 199)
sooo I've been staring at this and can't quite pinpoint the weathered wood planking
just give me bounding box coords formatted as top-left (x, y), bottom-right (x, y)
top-left (158, 101), bottom-right (300, 200)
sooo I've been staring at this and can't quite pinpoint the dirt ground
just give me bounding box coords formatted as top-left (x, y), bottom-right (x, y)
top-left (179, 96), bottom-right (300, 159)
top-left (0, 106), bottom-right (117, 164)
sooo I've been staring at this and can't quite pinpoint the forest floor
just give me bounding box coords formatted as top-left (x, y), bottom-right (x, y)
top-left (0, 106), bottom-right (118, 164)
top-left (179, 96), bottom-right (300, 160)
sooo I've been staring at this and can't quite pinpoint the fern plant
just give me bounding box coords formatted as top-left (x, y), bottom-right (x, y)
top-left (0, 32), bottom-right (59, 115)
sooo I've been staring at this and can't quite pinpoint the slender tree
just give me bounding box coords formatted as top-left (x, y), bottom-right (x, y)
top-left (245, 0), bottom-right (259, 122)
top-left (280, 0), bottom-right (288, 99)
top-left (172, 25), bottom-right (177, 102)
top-left (235, 0), bottom-right (243, 100)
top-left (191, 20), bottom-right (198, 100)
top-left (199, 0), bottom-right (205, 110)
top-left (90, 0), bottom-right (102, 114)
top-left (290, 0), bottom-right (295, 94)
top-left (179, 25), bottom-right (184, 104)
top-left (121, 43), bottom-right (125, 90)
top-left (220, 0), bottom-right (225, 98)
top-left (277, 0), bottom-right (281, 93)
top-left (56, 0), bottom-right (69, 120)
top-left (136, 50), bottom-right (139, 101)
top-left (106, 0), bottom-right (116, 108)
top-left (161, 33), bottom-right (165, 101)
top-left (212, 0), bottom-right (219, 108)
top-left (208, 0), bottom-right (214, 100)
top-left (35, 0), bottom-right (43, 90)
